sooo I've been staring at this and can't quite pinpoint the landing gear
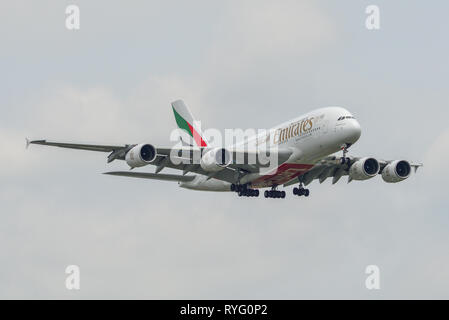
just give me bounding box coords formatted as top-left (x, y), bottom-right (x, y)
top-left (232, 183), bottom-right (288, 199)
top-left (232, 183), bottom-right (259, 197)
top-left (293, 183), bottom-right (310, 197)
top-left (340, 143), bottom-right (351, 165)
top-left (238, 189), bottom-right (259, 197)
top-left (264, 187), bottom-right (286, 199)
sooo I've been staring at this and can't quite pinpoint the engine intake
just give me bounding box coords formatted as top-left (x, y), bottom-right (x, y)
top-left (200, 148), bottom-right (232, 172)
top-left (349, 157), bottom-right (380, 180)
top-left (382, 160), bottom-right (411, 183)
top-left (125, 144), bottom-right (157, 168)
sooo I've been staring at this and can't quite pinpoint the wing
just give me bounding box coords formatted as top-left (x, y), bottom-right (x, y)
top-left (27, 139), bottom-right (133, 163)
top-left (104, 171), bottom-right (195, 182)
top-left (27, 139), bottom-right (125, 152)
top-left (146, 146), bottom-right (293, 184)
top-left (27, 138), bottom-right (292, 184)
top-left (284, 156), bottom-right (423, 187)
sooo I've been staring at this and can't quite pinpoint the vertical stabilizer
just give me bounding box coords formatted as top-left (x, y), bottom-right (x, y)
top-left (171, 100), bottom-right (208, 147)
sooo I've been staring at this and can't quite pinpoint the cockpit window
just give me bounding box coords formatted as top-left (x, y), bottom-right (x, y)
top-left (338, 116), bottom-right (355, 121)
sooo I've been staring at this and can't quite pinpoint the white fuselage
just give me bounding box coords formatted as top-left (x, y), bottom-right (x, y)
top-left (180, 107), bottom-right (362, 191)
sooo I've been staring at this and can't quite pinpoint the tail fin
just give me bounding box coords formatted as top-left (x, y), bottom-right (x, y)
top-left (171, 100), bottom-right (208, 147)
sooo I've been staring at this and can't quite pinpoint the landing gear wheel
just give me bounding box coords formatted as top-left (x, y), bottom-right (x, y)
top-left (235, 184), bottom-right (258, 198)
top-left (264, 187), bottom-right (287, 199)
top-left (293, 182), bottom-right (310, 197)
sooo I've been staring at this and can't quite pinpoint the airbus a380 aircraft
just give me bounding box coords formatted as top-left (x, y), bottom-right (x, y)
top-left (27, 100), bottom-right (422, 199)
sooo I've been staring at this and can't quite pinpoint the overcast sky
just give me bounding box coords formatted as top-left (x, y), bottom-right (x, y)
top-left (1, 0), bottom-right (449, 299)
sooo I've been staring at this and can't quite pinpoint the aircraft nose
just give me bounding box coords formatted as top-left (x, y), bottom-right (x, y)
top-left (345, 120), bottom-right (361, 143)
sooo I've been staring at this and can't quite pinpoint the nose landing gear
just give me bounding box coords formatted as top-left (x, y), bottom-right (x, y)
top-left (340, 143), bottom-right (352, 164)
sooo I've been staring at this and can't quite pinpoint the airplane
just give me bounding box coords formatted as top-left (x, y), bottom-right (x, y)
top-left (27, 100), bottom-right (422, 199)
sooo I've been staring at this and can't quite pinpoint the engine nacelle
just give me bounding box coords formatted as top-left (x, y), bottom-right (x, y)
top-left (349, 157), bottom-right (380, 181)
top-left (381, 160), bottom-right (411, 183)
top-left (125, 144), bottom-right (157, 168)
top-left (200, 148), bottom-right (232, 172)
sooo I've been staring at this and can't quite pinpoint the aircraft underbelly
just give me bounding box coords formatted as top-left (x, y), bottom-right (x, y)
top-left (251, 163), bottom-right (314, 188)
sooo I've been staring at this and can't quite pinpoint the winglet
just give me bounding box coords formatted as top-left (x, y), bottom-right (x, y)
top-left (25, 138), bottom-right (30, 149)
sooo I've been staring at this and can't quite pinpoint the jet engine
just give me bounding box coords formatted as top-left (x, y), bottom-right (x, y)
top-left (125, 144), bottom-right (157, 168)
top-left (200, 148), bottom-right (232, 172)
top-left (381, 160), bottom-right (411, 183)
top-left (349, 157), bottom-right (380, 180)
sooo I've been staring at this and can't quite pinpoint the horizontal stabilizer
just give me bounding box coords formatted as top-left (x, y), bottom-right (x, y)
top-left (104, 171), bottom-right (195, 182)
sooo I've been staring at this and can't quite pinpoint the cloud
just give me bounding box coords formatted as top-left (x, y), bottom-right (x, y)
top-left (202, 0), bottom-right (337, 91)
top-left (19, 75), bottom-right (205, 143)
top-left (207, 0), bottom-right (336, 65)
top-left (1, 0), bottom-right (449, 299)
top-left (424, 127), bottom-right (449, 179)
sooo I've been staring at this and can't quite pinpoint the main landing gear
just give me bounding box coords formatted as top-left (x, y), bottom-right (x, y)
top-left (231, 183), bottom-right (259, 197)
top-left (264, 186), bottom-right (286, 199)
top-left (293, 184), bottom-right (310, 197)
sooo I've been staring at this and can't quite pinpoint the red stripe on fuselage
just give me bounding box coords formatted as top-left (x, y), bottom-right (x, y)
top-left (251, 163), bottom-right (314, 188)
